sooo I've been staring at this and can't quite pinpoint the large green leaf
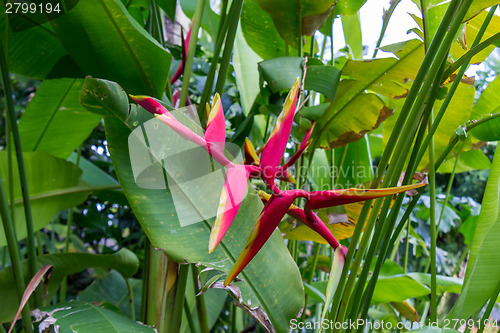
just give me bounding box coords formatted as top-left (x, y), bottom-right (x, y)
top-left (18, 78), bottom-right (102, 159)
top-left (469, 75), bottom-right (500, 141)
top-left (0, 249), bottom-right (139, 323)
top-left (251, 0), bottom-right (335, 47)
top-left (341, 13), bottom-right (363, 59)
top-left (448, 146), bottom-right (500, 320)
top-left (36, 300), bottom-right (153, 333)
top-left (309, 271), bottom-right (462, 305)
top-left (78, 270), bottom-right (142, 319)
top-left (81, 78), bottom-right (305, 332)
top-left (240, 0), bottom-right (287, 60)
top-left (315, 39), bottom-right (424, 148)
top-left (0, 152), bottom-right (90, 247)
top-left (181, 267), bottom-right (227, 333)
top-left (383, 81), bottom-right (479, 172)
top-left (334, 0), bottom-right (367, 16)
top-left (48, 0), bottom-right (171, 97)
top-left (258, 57), bottom-right (341, 100)
top-left (0, 4), bottom-right (81, 79)
top-left (410, 7), bottom-right (500, 65)
top-left (233, 24), bottom-right (262, 116)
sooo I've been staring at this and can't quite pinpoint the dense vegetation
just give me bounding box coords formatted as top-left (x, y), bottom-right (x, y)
top-left (1, 0), bottom-right (500, 332)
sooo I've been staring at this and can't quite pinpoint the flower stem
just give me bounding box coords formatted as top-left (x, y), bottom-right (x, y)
top-left (0, 39), bottom-right (39, 307)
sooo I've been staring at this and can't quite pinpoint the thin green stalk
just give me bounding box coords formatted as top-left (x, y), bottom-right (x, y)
top-left (417, 5), bottom-right (497, 166)
top-left (214, 0), bottom-right (244, 95)
top-left (441, 31), bottom-right (500, 81)
top-left (372, 0), bottom-right (402, 58)
top-left (125, 278), bottom-right (136, 321)
top-left (435, 112), bottom-right (500, 167)
top-left (341, 0), bottom-right (472, 323)
top-left (140, 238), bottom-right (150, 323)
top-left (191, 265), bottom-right (209, 333)
top-left (60, 146), bottom-right (81, 302)
top-left (450, 246), bottom-right (468, 277)
top-left (169, 264), bottom-right (189, 331)
top-left (301, 243), bottom-right (321, 321)
top-left (198, 0), bottom-right (229, 115)
top-left (477, 281), bottom-right (500, 333)
top-left (346, 74), bottom-right (442, 324)
top-left (0, 41), bottom-right (38, 304)
top-left (184, 301), bottom-right (197, 333)
top-left (6, 105), bottom-right (15, 229)
top-left (437, 142), bottom-right (464, 232)
top-left (1, 246), bottom-right (7, 268)
top-left (389, 220), bottom-right (406, 262)
top-left (0, 175), bottom-right (33, 332)
top-left (356, 191), bottom-right (423, 326)
top-left (179, 0), bottom-right (206, 107)
top-left (427, 114), bottom-right (437, 323)
top-left (36, 231), bottom-right (43, 256)
top-left (355, 72), bottom-right (445, 322)
top-left (333, 145), bottom-right (348, 186)
top-left (403, 217), bottom-right (410, 273)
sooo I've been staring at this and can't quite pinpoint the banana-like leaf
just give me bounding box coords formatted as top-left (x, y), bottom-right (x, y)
top-left (258, 57), bottom-right (341, 101)
top-left (35, 300), bottom-right (153, 333)
top-left (233, 25), bottom-right (262, 115)
top-left (82, 78), bottom-right (304, 332)
top-left (0, 152), bottom-right (90, 247)
top-left (3, 0), bottom-right (171, 98)
top-left (19, 78), bottom-right (102, 159)
top-left (77, 270), bottom-right (142, 319)
top-left (410, 9), bottom-right (500, 66)
top-left (0, 249), bottom-right (139, 323)
top-left (469, 75), bottom-right (500, 141)
top-left (315, 39), bottom-right (424, 148)
top-left (448, 146), bottom-right (500, 320)
top-left (240, 0), bottom-right (286, 60)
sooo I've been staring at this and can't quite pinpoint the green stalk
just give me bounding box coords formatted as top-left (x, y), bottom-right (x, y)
top-left (168, 264), bottom-right (189, 332)
top-left (351, 61), bottom-right (445, 322)
top-left (427, 114), bottom-right (437, 323)
top-left (191, 265), bottom-right (209, 333)
top-left (450, 246), bottom-right (468, 277)
top-left (417, 5), bottom-right (497, 166)
top-left (60, 146), bottom-right (82, 302)
top-left (300, 243), bottom-right (321, 321)
top-left (183, 301), bottom-right (197, 333)
top-left (437, 142), bottom-right (464, 231)
top-left (343, 79), bottom-right (438, 325)
top-left (0, 41), bottom-right (38, 305)
top-left (435, 112), bottom-right (500, 168)
top-left (0, 176), bottom-right (33, 332)
top-left (403, 217), bottom-right (410, 273)
top-left (477, 281), bottom-right (500, 333)
top-left (357, 191), bottom-right (423, 325)
top-left (441, 32), bottom-right (500, 81)
top-left (198, 0), bottom-right (229, 117)
top-left (179, 0), bottom-right (206, 108)
top-left (336, 1), bottom-right (471, 324)
top-left (125, 277), bottom-right (136, 321)
top-left (214, 0), bottom-right (244, 95)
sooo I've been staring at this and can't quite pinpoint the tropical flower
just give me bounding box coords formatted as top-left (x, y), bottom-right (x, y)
top-left (131, 77), bottom-right (425, 286)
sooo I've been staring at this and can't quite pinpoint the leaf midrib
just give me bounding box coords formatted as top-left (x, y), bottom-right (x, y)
top-left (98, 0), bottom-right (153, 96)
